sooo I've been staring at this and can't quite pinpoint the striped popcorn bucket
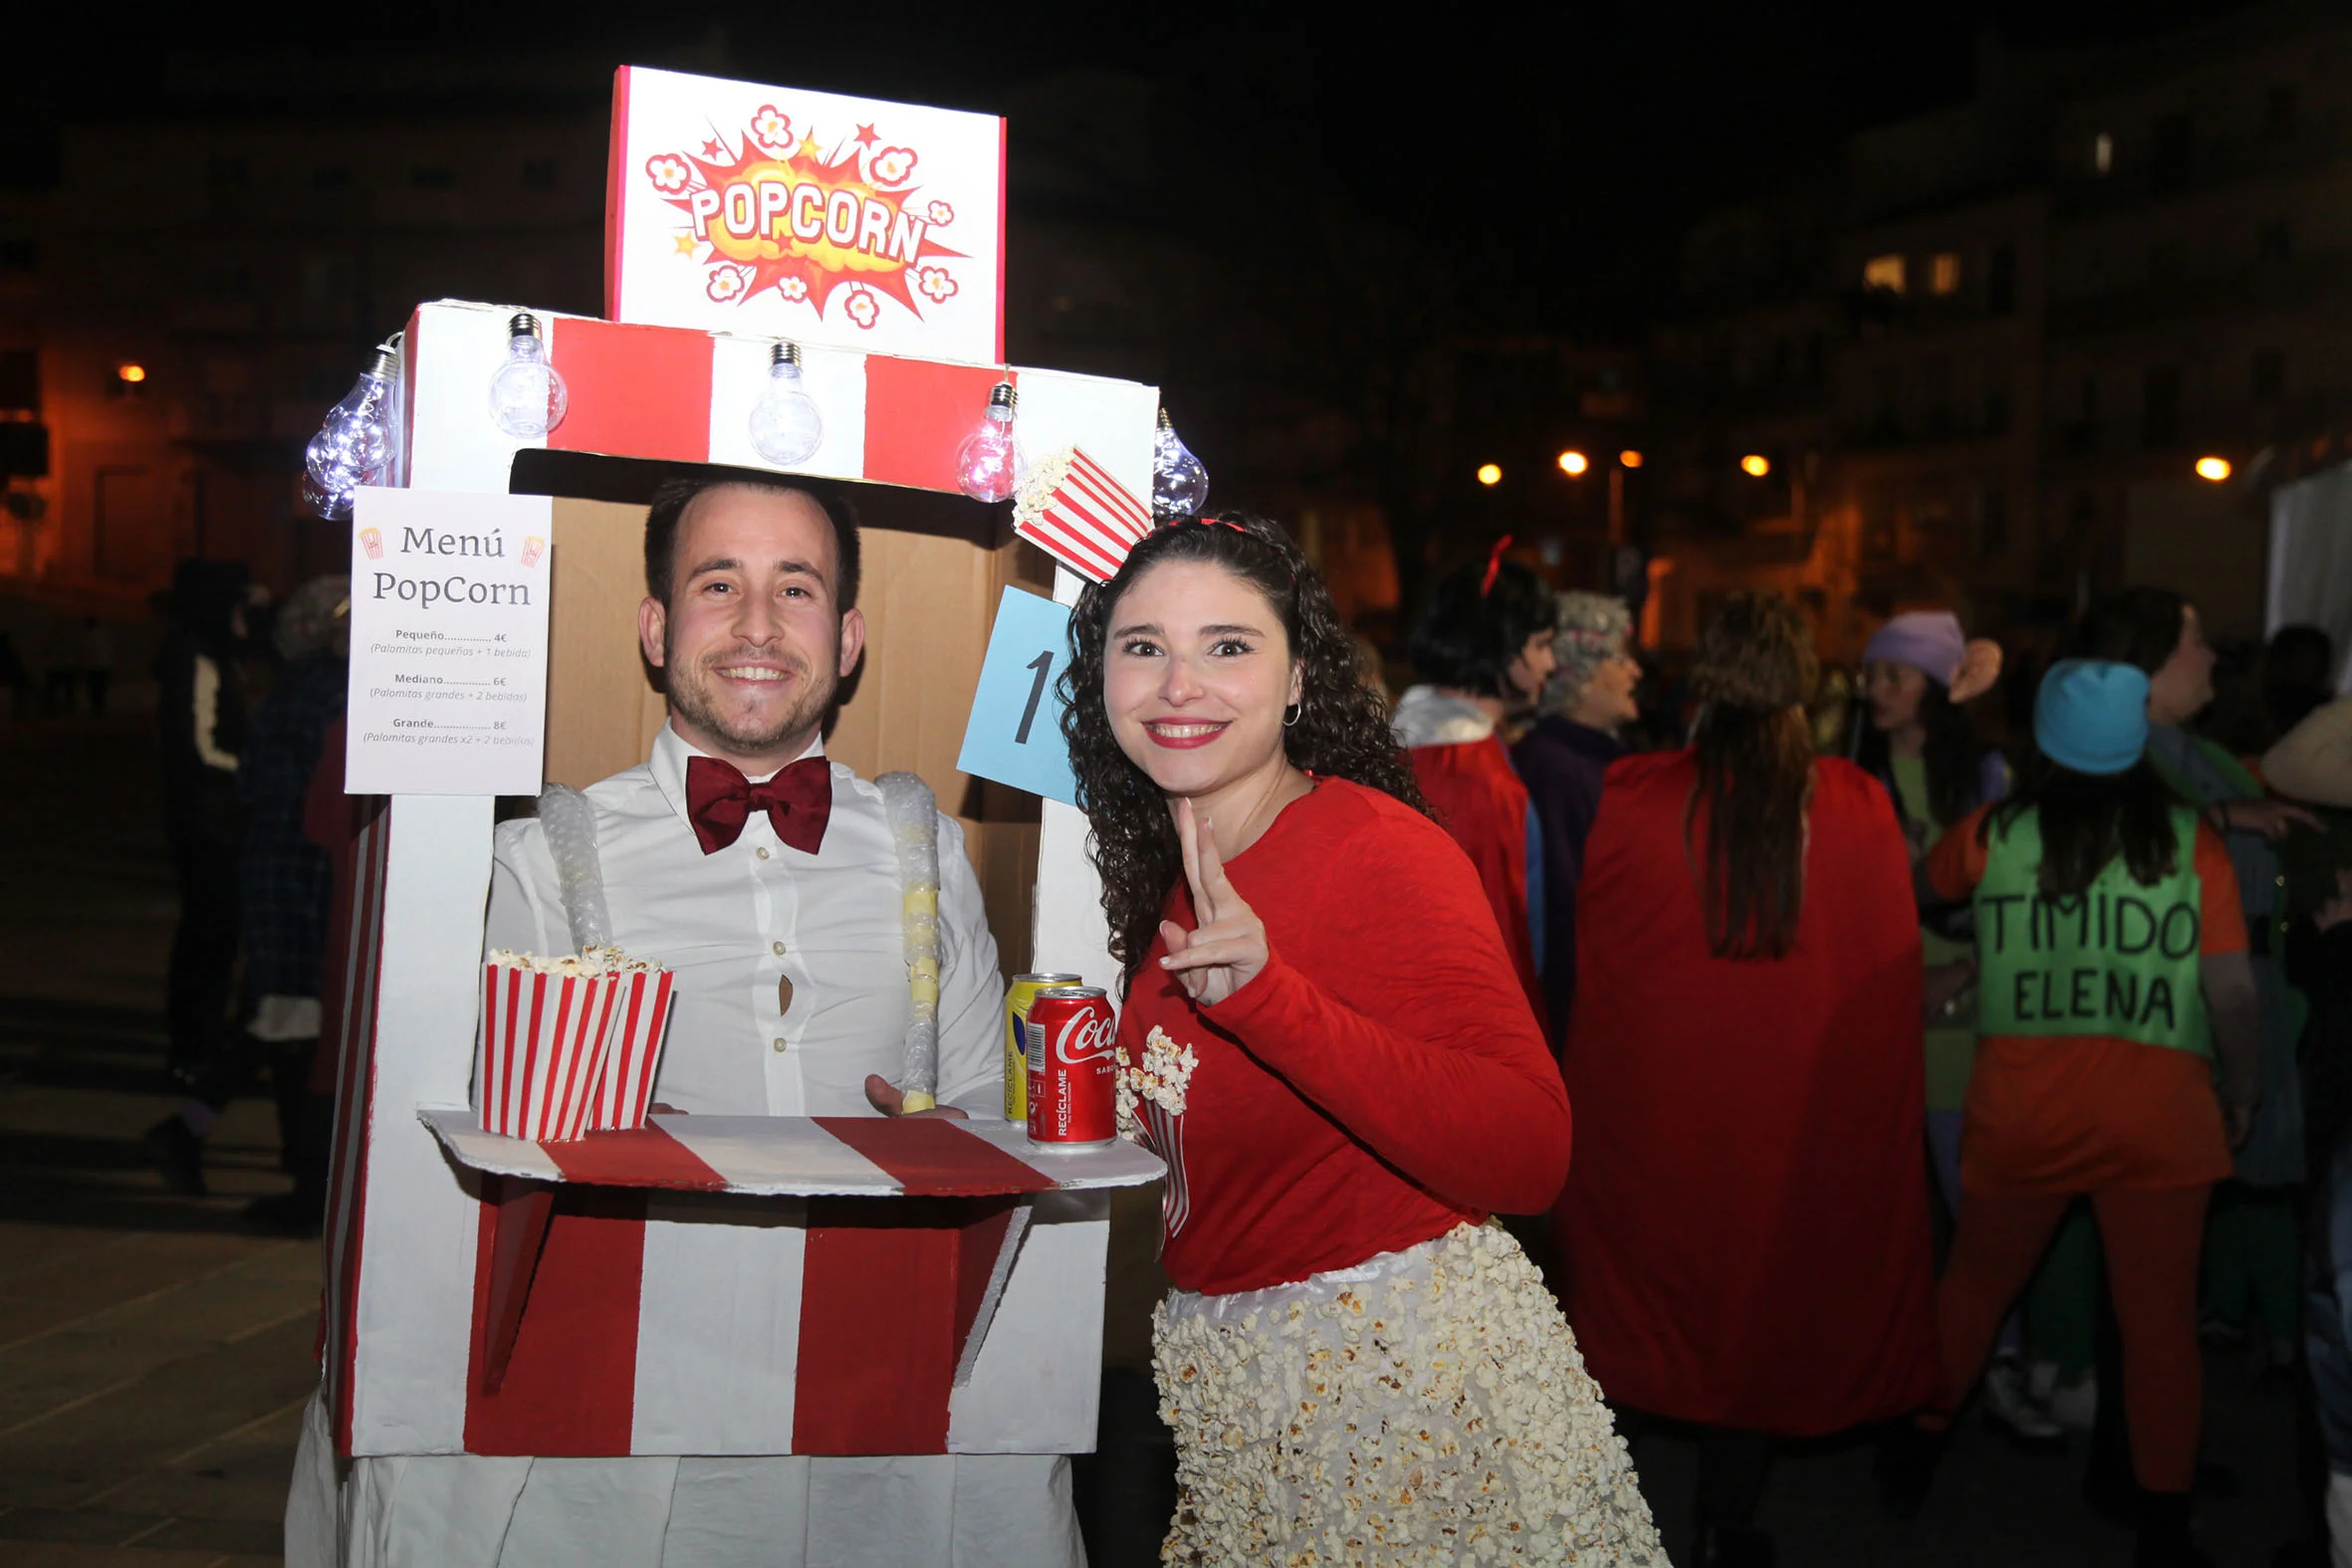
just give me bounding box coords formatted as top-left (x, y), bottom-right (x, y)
top-left (476, 963), bottom-right (623, 1141)
top-left (586, 967), bottom-right (677, 1132)
top-left (1012, 446), bottom-right (1152, 583)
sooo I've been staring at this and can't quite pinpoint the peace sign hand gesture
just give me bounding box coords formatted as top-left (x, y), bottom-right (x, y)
top-left (1157, 796), bottom-right (1270, 1008)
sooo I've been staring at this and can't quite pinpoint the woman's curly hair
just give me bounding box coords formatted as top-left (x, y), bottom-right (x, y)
top-left (1059, 512), bottom-right (1427, 992)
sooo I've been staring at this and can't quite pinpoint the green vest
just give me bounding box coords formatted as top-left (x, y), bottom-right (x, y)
top-left (1974, 806), bottom-right (2210, 1057)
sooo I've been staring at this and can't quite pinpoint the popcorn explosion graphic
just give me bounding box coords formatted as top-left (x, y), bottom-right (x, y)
top-left (646, 107), bottom-right (967, 331)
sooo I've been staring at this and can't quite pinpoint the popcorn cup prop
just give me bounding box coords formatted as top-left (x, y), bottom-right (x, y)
top-left (476, 958), bottom-right (623, 1141)
top-left (1012, 446), bottom-right (1152, 584)
top-left (586, 964), bottom-right (677, 1132)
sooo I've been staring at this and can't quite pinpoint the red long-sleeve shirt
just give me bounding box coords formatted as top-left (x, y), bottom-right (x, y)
top-left (1116, 777), bottom-right (1571, 1297)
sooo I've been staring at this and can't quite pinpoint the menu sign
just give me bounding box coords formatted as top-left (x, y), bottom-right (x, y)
top-left (347, 488), bottom-right (553, 795)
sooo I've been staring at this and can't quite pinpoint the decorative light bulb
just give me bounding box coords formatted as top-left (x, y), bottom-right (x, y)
top-left (1152, 407), bottom-right (1210, 517)
top-left (487, 312), bottom-right (569, 439)
top-left (955, 382), bottom-right (1020, 503)
top-left (748, 340), bottom-right (823, 467)
top-left (303, 340), bottom-right (400, 522)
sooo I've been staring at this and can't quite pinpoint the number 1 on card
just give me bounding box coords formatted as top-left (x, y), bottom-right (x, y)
top-left (1015, 651), bottom-right (1054, 746)
top-left (956, 586), bottom-right (1079, 805)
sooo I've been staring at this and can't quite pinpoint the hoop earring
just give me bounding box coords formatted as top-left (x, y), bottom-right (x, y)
top-left (1283, 702), bottom-right (1301, 728)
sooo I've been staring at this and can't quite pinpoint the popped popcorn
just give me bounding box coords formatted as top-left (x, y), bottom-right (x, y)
top-left (1116, 1025), bottom-right (1198, 1140)
top-left (487, 946), bottom-right (655, 978)
top-left (1153, 1222), bottom-right (1662, 1565)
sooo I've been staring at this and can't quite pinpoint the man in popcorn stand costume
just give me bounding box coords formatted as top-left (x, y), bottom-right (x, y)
top-left (287, 476), bottom-right (1076, 1566)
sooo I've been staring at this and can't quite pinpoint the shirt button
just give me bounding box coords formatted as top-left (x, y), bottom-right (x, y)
top-left (772, 941), bottom-right (787, 956)
top-left (773, 1036), bottom-right (788, 1052)
top-left (757, 847), bottom-right (771, 861)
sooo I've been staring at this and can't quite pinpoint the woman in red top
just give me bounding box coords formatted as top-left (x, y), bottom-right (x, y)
top-left (1552, 592), bottom-right (1941, 1567)
top-left (1060, 514), bottom-right (1661, 1564)
top-left (1392, 545), bottom-right (1558, 1027)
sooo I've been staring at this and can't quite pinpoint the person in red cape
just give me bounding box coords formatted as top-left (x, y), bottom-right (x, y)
top-left (1551, 591), bottom-right (1940, 1567)
top-left (1391, 540), bottom-right (1557, 1028)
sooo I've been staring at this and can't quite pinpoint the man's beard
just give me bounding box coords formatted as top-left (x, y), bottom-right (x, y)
top-left (664, 641), bottom-right (837, 756)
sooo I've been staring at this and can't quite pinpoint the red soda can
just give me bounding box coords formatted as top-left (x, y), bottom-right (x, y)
top-left (1024, 986), bottom-right (1116, 1150)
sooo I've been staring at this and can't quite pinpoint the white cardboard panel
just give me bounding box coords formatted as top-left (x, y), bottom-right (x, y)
top-left (704, 334), bottom-right (869, 481)
top-left (947, 1191), bottom-right (1109, 1453)
top-left (351, 794), bottom-right (496, 1456)
top-left (1030, 564), bottom-right (1120, 1006)
top-left (1012, 367), bottom-right (1158, 506)
top-left (631, 1196), bottom-right (810, 1454)
top-left (408, 302), bottom-right (542, 493)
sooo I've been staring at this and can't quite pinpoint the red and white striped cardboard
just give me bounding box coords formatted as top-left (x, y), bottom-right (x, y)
top-left (406, 1111), bottom-right (1159, 1456)
top-left (324, 300), bottom-right (1159, 1459)
top-left (400, 300), bottom-right (1158, 508)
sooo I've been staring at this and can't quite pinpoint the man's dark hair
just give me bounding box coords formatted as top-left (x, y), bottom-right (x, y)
top-left (1408, 557), bottom-right (1558, 697)
top-left (642, 476), bottom-right (861, 614)
top-left (2065, 586), bottom-right (2186, 676)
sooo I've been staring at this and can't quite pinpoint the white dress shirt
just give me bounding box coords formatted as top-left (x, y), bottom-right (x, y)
top-left (485, 723), bottom-right (1005, 1117)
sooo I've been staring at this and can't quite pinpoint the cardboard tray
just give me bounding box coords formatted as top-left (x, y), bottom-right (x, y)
top-left (419, 1104), bottom-right (1163, 1197)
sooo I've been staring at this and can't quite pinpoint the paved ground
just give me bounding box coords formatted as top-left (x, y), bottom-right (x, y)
top-left (0, 700), bottom-right (2313, 1566)
top-left (0, 701), bottom-right (319, 1568)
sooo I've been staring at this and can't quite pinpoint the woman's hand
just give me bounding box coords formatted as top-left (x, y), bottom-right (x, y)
top-left (2214, 797), bottom-right (2323, 842)
top-left (1947, 638), bottom-right (2003, 705)
top-left (1158, 796), bottom-right (1269, 1007)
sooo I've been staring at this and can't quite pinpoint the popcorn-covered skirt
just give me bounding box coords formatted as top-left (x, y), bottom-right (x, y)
top-left (1153, 1222), bottom-right (1662, 1565)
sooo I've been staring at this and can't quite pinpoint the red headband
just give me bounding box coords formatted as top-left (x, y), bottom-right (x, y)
top-left (1481, 535), bottom-right (1515, 595)
top-left (1166, 514), bottom-right (1296, 582)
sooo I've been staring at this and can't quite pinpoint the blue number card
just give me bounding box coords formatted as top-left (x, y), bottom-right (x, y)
top-left (957, 586), bottom-right (1079, 804)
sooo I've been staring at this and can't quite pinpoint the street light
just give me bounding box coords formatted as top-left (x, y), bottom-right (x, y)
top-left (1740, 454), bottom-right (1770, 477)
top-left (1619, 450), bottom-right (1643, 469)
top-left (1556, 450), bottom-right (1588, 476)
top-left (117, 363), bottom-right (146, 384)
top-left (2194, 455), bottom-right (2232, 482)
top-left (1476, 463), bottom-right (1503, 486)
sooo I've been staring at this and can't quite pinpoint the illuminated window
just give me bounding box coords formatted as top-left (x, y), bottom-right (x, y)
top-left (2092, 131), bottom-right (2113, 174)
top-left (1863, 254), bottom-right (1907, 294)
top-left (1930, 253), bottom-right (1963, 295)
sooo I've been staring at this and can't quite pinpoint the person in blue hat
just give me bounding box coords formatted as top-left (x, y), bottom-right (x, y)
top-left (1895, 658), bottom-right (2263, 1566)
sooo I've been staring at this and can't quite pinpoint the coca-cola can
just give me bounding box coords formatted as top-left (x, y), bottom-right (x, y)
top-left (1024, 986), bottom-right (1116, 1151)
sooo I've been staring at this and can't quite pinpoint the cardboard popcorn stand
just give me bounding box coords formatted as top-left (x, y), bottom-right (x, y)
top-left (317, 66), bottom-right (1158, 1469)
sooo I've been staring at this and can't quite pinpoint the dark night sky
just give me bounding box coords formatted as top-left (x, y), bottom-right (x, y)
top-left (9, 0), bottom-right (2254, 336)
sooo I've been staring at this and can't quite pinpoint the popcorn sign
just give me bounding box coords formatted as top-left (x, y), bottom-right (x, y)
top-left (607, 66), bottom-right (1005, 361)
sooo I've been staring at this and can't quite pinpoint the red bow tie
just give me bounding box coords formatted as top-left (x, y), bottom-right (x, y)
top-left (683, 755), bottom-right (832, 856)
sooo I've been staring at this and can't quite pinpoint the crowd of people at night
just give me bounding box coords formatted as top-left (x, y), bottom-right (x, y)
top-left (120, 489), bottom-right (2351, 1567)
top-left (1354, 533), bottom-right (2349, 1568)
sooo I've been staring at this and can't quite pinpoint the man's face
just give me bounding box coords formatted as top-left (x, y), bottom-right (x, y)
top-left (637, 486), bottom-right (864, 767)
